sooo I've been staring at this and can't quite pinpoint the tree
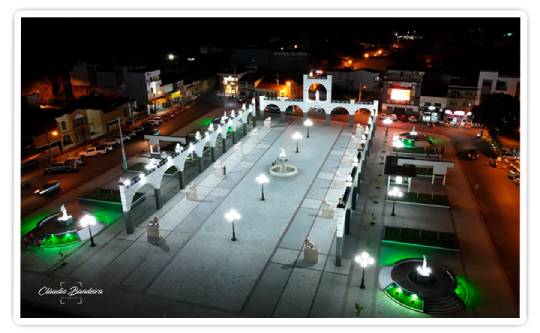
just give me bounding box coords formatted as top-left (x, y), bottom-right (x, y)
top-left (472, 93), bottom-right (520, 136)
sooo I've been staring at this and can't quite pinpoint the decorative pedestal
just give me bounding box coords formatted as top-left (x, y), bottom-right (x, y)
top-left (186, 185), bottom-right (198, 201)
top-left (264, 117), bottom-right (271, 128)
top-left (321, 201), bottom-right (335, 219)
top-left (303, 239), bottom-right (319, 264)
top-left (147, 217), bottom-right (160, 243)
top-left (213, 161), bottom-right (225, 177)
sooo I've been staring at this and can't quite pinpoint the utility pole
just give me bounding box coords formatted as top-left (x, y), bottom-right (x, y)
top-left (117, 118), bottom-right (128, 171)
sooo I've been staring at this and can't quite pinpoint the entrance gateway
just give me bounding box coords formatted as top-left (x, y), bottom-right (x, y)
top-left (259, 71), bottom-right (379, 126)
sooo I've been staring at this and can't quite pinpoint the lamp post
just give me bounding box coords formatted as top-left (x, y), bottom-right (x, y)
top-left (79, 213), bottom-right (97, 247)
top-left (46, 130), bottom-right (59, 165)
top-left (393, 137), bottom-right (404, 159)
top-left (383, 117), bottom-right (393, 137)
top-left (225, 209), bottom-right (241, 241)
top-left (388, 187), bottom-right (403, 216)
top-left (256, 174), bottom-right (269, 201)
top-left (303, 118), bottom-right (313, 138)
top-left (292, 131), bottom-right (303, 153)
top-left (355, 251), bottom-right (375, 289)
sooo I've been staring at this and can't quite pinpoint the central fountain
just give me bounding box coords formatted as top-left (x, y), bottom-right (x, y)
top-left (269, 147), bottom-right (298, 177)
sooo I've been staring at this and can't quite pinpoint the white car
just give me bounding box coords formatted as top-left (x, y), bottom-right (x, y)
top-left (102, 137), bottom-right (120, 146)
top-left (389, 114), bottom-right (398, 121)
top-left (80, 145), bottom-right (109, 157)
top-left (408, 115), bottom-right (418, 123)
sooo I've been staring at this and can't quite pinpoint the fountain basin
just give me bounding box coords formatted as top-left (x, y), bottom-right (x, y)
top-left (269, 164), bottom-right (298, 177)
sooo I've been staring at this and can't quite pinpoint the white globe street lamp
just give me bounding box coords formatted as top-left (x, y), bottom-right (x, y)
top-left (79, 213), bottom-right (97, 247)
top-left (225, 209), bottom-right (241, 241)
top-left (292, 132), bottom-right (303, 153)
top-left (255, 174), bottom-right (270, 201)
top-left (355, 251), bottom-right (375, 289)
top-left (303, 118), bottom-right (313, 138)
top-left (388, 187), bottom-right (404, 216)
top-left (383, 117), bottom-right (393, 137)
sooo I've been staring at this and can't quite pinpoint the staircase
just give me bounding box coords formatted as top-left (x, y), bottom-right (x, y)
top-left (423, 294), bottom-right (465, 315)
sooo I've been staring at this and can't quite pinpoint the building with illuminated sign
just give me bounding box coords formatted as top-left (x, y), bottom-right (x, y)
top-left (217, 68), bottom-right (255, 97)
top-left (381, 69), bottom-right (424, 115)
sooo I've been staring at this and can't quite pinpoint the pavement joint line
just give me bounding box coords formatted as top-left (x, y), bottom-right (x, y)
top-left (138, 122), bottom-right (289, 297)
top-left (251, 118), bottom-right (346, 317)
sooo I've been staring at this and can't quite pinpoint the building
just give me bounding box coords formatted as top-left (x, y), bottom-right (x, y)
top-left (125, 68), bottom-right (161, 112)
top-left (55, 97), bottom-right (133, 150)
top-left (327, 69), bottom-right (381, 100)
top-left (236, 72), bottom-right (302, 99)
top-left (447, 79), bottom-right (477, 112)
top-left (475, 71), bottom-right (520, 105)
top-left (381, 70), bottom-right (425, 114)
top-left (217, 68), bottom-right (255, 97)
top-left (70, 62), bottom-right (129, 98)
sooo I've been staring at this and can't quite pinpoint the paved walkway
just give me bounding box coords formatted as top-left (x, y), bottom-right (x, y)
top-left (20, 119), bottom-right (517, 318)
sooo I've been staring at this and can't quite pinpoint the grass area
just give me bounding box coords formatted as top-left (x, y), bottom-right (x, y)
top-left (383, 226), bottom-right (460, 250)
top-left (80, 188), bottom-right (144, 204)
top-left (129, 162), bottom-right (178, 175)
top-left (21, 209), bottom-right (56, 236)
top-left (384, 283), bottom-right (424, 312)
top-left (392, 191), bottom-right (449, 207)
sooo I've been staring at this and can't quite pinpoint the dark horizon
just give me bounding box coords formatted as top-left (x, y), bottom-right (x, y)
top-left (22, 17), bottom-right (520, 80)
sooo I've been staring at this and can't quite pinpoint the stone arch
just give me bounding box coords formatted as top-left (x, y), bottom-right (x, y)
top-left (353, 107), bottom-right (373, 123)
top-left (286, 104), bottom-right (304, 115)
top-left (263, 103), bottom-right (281, 114)
top-left (307, 83), bottom-right (328, 101)
top-left (329, 107), bottom-right (350, 122)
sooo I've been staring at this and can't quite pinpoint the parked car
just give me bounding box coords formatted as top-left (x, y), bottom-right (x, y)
top-left (379, 113), bottom-right (387, 120)
top-left (64, 157), bottom-right (86, 167)
top-left (389, 114), bottom-right (398, 121)
top-left (149, 119), bottom-right (161, 127)
top-left (398, 114), bottom-right (409, 122)
top-left (80, 145), bottom-right (109, 157)
top-left (151, 116), bottom-right (163, 124)
top-left (457, 149), bottom-right (479, 160)
top-left (134, 126), bottom-right (145, 134)
top-left (45, 162), bottom-right (80, 174)
top-left (408, 115), bottom-right (418, 123)
top-left (34, 180), bottom-right (61, 196)
top-left (102, 137), bottom-right (120, 146)
top-left (265, 105), bottom-right (281, 114)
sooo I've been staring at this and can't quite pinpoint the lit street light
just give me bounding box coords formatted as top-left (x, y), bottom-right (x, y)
top-left (303, 118), bottom-right (313, 138)
top-left (225, 209), bottom-right (241, 241)
top-left (46, 130), bottom-right (59, 165)
top-left (292, 131), bottom-right (303, 153)
top-left (255, 174), bottom-right (270, 201)
top-left (355, 251), bottom-right (375, 289)
top-left (167, 53), bottom-right (175, 61)
top-left (388, 187), bottom-right (403, 216)
top-left (79, 213), bottom-right (97, 247)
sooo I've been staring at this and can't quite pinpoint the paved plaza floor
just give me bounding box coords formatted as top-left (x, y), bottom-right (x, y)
top-left (20, 116), bottom-right (518, 318)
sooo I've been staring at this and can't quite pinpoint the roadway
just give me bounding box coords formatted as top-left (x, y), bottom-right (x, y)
top-left (21, 91), bottom-right (236, 218)
top-left (381, 120), bottom-right (520, 301)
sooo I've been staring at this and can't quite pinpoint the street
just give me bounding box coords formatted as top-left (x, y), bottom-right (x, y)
top-left (21, 91), bottom-right (234, 218)
top-left (380, 120), bottom-right (520, 300)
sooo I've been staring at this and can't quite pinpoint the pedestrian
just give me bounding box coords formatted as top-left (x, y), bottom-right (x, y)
top-left (385, 127), bottom-right (388, 137)
top-left (440, 146), bottom-right (445, 158)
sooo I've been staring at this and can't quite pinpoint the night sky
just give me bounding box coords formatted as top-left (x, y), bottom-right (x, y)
top-left (22, 17), bottom-right (520, 80)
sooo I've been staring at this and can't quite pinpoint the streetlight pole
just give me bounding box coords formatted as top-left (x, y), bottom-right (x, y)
top-left (292, 132), bottom-right (303, 153)
top-left (391, 197), bottom-right (396, 216)
top-left (256, 174), bottom-right (269, 201)
top-left (260, 183), bottom-right (265, 201)
top-left (225, 209), bottom-right (241, 242)
top-left (88, 223), bottom-right (96, 247)
top-left (231, 220), bottom-right (237, 241)
top-left (117, 118), bottom-right (128, 171)
top-left (355, 252), bottom-right (375, 290)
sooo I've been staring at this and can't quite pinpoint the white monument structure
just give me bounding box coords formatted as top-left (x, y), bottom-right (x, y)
top-left (259, 71), bottom-right (379, 127)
